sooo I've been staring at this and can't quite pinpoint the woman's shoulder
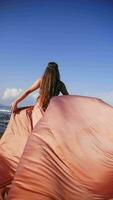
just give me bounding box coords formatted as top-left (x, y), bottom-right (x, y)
top-left (58, 80), bottom-right (69, 95)
top-left (59, 80), bottom-right (65, 87)
top-left (38, 77), bottom-right (42, 86)
top-left (33, 77), bottom-right (42, 89)
top-left (56, 81), bottom-right (66, 91)
top-left (35, 77), bottom-right (42, 83)
top-left (56, 80), bottom-right (62, 88)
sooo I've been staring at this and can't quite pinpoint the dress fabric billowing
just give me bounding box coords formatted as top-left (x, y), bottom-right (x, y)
top-left (0, 102), bottom-right (43, 200)
top-left (4, 95), bottom-right (113, 200)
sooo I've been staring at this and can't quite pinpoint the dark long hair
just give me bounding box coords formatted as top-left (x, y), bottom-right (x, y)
top-left (39, 62), bottom-right (60, 111)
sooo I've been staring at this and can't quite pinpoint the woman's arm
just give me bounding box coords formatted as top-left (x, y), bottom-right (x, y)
top-left (11, 78), bottom-right (41, 112)
top-left (60, 81), bottom-right (69, 95)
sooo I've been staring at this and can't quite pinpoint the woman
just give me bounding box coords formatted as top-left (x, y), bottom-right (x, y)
top-left (11, 62), bottom-right (68, 112)
top-left (0, 62), bottom-right (68, 200)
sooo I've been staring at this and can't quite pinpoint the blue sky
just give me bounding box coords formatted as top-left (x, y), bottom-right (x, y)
top-left (0, 0), bottom-right (113, 106)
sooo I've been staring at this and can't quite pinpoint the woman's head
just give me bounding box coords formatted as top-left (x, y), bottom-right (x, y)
top-left (39, 62), bottom-right (60, 111)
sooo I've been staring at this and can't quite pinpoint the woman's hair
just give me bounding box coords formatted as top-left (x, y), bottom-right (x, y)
top-left (39, 62), bottom-right (60, 111)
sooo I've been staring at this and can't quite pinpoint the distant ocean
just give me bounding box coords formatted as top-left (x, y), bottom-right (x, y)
top-left (0, 109), bottom-right (11, 137)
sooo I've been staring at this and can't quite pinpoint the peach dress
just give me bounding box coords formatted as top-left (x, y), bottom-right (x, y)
top-left (6, 95), bottom-right (113, 200)
top-left (0, 101), bottom-right (44, 200)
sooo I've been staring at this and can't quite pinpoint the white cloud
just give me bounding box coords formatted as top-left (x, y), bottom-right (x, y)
top-left (1, 88), bottom-right (39, 106)
top-left (2, 88), bottom-right (23, 100)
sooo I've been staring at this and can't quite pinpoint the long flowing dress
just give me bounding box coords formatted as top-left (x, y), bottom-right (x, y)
top-left (0, 102), bottom-right (43, 200)
top-left (5, 95), bottom-right (113, 200)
